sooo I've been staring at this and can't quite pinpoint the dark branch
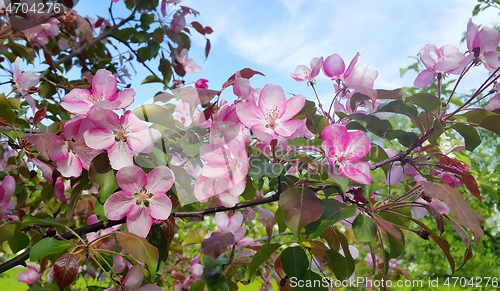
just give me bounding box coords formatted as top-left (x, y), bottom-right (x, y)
top-left (39, 7), bottom-right (138, 79)
top-left (0, 189), bottom-right (283, 274)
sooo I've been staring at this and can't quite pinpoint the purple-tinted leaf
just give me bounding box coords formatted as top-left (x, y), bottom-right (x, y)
top-left (202, 231), bottom-right (234, 260)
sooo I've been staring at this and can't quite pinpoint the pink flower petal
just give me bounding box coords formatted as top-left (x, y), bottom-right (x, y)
top-left (258, 84), bottom-right (287, 119)
top-left (116, 165), bottom-right (147, 194)
top-left (92, 69), bottom-right (117, 102)
top-left (344, 131), bottom-right (371, 160)
top-left (83, 128), bottom-right (116, 150)
top-left (214, 212), bottom-right (230, 231)
top-left (466, 18), bottom-right (479, 51)
top-left (145, 166), bottom-right (175, 194)
top-left (236, 100), bottom-right (266, 128)
top-left (122, 264), bottom-right (144, 289)
top-left (339, 160), bottom-right (372, 185)
top-left (88, 107), bottom-right (120, 131)
top-left (476, 27), bottom-right (500, 53)
top-left (321, 124), bottom-right (348, 157)
top-left (323, 54), bottom-right (345, 79)
top-left (278, 94), bottom-right (306, 121)
top-left (108, 141), bottom-right (134, 170)
top-left (127, 206), bottom-right (153, 237)
top-left (148, 194), bottom-right (172, 220)
top-left (275, 119), bottom-right (306, 138)
top-left (127, 128), bottom-right (161, 153)
top-left (111, 89), bottom-right (135, 109)
top-left (414, 68), bottom-right (436, 88)
top-left (56, 152), bottom-right (83, 178)
top-left (385, 166), bottom-right (404, 185)
top-left (103, 191), bottom-right (135, 220)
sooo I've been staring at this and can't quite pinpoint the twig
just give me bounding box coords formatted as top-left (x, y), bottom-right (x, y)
top-left (39, 7), bottom-right (138, 79)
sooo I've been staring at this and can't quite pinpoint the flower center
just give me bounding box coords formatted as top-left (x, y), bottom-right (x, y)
top-left (265, 106), bottom-right (280, 129)
top-left (114, 124), bottom-right (129, 142)
top-left (134, 187), bottom-right (153, 207)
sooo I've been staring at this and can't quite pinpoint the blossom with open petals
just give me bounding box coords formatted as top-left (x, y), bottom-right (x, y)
top-left (414, 44), bottom-right (465, 88)
top-left (291, 57), bottom-right (323, 83)
top-left (61, 69), bottom-right (134, 116)
top-left (0, 176), bottom-right (15, 219)
top-left (12, 57), bottom-right (39, 113)
top-left (84, 108), bottom-right (161, 170)
top-left (17, 264), bottom-right (40, 284)
top-left (321, 124), bottom-right (372, 184)
top-left (465, 18), bottom-right (500, 72)
top-left (214, 212), bottom-right (253, 246)
top-left (103, 165), bottom-right (174, 237)
top-left (177, 49), bottom-right (201, 74)
top-left (236, 84), bottom-right (305, 143)
top-left (105, 264), bottom-right (163, 291)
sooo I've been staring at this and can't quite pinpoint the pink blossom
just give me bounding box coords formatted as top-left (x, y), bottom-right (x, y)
top-left (236, 84), bottom-right (306, 143)
top-left (321, 124), bottom-right (372, 184)
top-left (322, 53), bottom-right (378, 101)
top-left (45, 117), bottom-right (102, 178)
top-left (412, 196), bottom-right (449, 219)
top-left (12, 57), bottom-right (39, 113)
top-left (190, 254), bottom-right (203, 279)
top-left (213, 212), bottom-right (253, 246)
top-left (195, 78), bottom-right (209, 89)
top-left (17, 264), bottom-right (40, 284)
top-left (209, 101), bottom-right (251, 153)
top-left (22, 17), bottom-right (59, 46)
top-left (177, 49), bottom-right (201, 74)
top-left (291, 57), bottom-right (323, 83)
top-left (105, 264), bottom-right (162, 291)
top-left (173, 101), bottom-right (195, 127)
top-left (486, 94), bottom-right (500, 111)
top-left (465, 18), bottom-right (500, 72)
top-left (0, 176), bottom-right (16, 219)
top-left (54, 178), bottom-right (70, 204)
top-left (103, 165), bottom-right (174, 237)
top-left (194, 143), bottom-right (248, 207)
top-left (414, 44), bottom-right (465, 88)
top-left (84, 108), bottom-right (161, 170)
top-left (61, 69), bottom-right (134, 116)
top-left (383, 149), bottom-right (418, 185)
top-left (233, 76), bottom-right (261, 104)
top-left (86, 214), bottom-right (122, 251)
top-left (171, 12), bottom-right (186, 33)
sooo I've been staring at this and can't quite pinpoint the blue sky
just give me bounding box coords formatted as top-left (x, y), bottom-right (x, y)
top-left (23, 0), bottom-right (500, 109)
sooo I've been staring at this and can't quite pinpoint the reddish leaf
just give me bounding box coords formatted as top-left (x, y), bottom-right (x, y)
top-left (161, 215), bottom-right (176, 250)
top-left (221, 68), bottom-right (265, 91)
top-left (240, 208), bottom-right (256, 224)
top-left (445, 215), bottom-right (473, 271)
top-left (204, 26), bottom-right (213, 34)
top-left (75, 15), bottom-right (93, 43)
top-left (274, 256), bottom-right (285, 278)
top-left (43, 49), bottom-right (56, 71)
top-left (33, 103), bottom-right (48, 126)
top-left (53, 253), bottom-right (79, 291)
top-left (201, 103), bottom-right (215, 124)
top-left (205, 38), bottom-right (211, 58)
top-left (460, 171), bottom-right (481, 202)
top-left (257, 208), bottom-right (276, 238)
top-left (429, 233), bottom-right (455, 273)
top-left (202, 231), bottom-right (234, 260)
top-left (278, 188), bottom-right (324, 237)
top-left (94, 18), bottom-right (104, 28)
top-left (424, 205), bottom-right (445, 235)
top-left (191, 21), bottom-right (205, 35)
top-left (422, 182), bottom-right (483, 246)
top-left (373, 215), bottom-right (402, 243)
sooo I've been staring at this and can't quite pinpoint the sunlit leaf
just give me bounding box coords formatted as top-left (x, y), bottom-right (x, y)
top-left (278, 188), bottom-right (324, 237)
top-left (116, 231), bottom-right (159, 276)
top-left (352, 213), bottom-right (377, 242)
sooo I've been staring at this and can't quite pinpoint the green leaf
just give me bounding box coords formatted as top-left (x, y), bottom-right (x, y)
top-left (245, 243), bottom-right (281, 279)
top-left (182, 229), bottom-right (207, 246)
top-left (325, 249), bottom-right (349, 280)
top-left (137, 47), bottom-right (150, 61)
top-left (189, 280), bottom-right (206, 291)
top-left (38, 82), bottom-right (57, 98)
top-left (306, 199), bottom-right (357, 239)
top-left (377, 89), bottom-right (404, 100)
top-left (142, 75), bottom-right (163, 84)
top-left (147, 224), bottom-right (170, 263)
top-left (406, 93), bottom-right (440, 112)
top-left (385, 130), bottom-right (418, 148)
top-left (275, 209), bottom-right (287, 233)
top-left (387, 229), bottom-right (405, 258)
top-left (159, 58), bottom-right (172, 83)
top-left (248, 155), bottom-right (284, 179)
top-left (280, 247), bottom-right (308, 279)
top-left (132, 104), bottom-right (175, 129)
top-left (205, 270), bottom-right (229, 291)
top-left (461, 109), bottom-right (497, 124)
top-left (278, 188), bottom-right (324, 237)
top-left (428, 119), bottom-right (444, 145)
top-left (350, 93), bottom-right (371, 111)
top-left (479, 114), bottom-right (500, 135)
top-left (116, 231), bottom-right (159, 279)
top-left (377, 100), bottom-right (418, 118)
top-left (139, 13), bottom-right (155, 30)
top-left (0, 104), bottom-right (15, 124)
top-left (360, 144), bottom-right (391, 175)
top-left (451, 124), bottom-right (481, 151)
top-left (177, 139), bottom-right (204, 156)
top-left (8, 231), bottom-right (30, 253)
top-left (352, 214), bottom-right (377, 242)
top-left (180, 32), bottom-right (191, 50)
top-left (30, 238), bottom-right (71, 262)
top-left (0, 223), bottom-right (16, 244)
top-left (88, 153), bottom-right (118, 203)
top-left (336, 229), bottom-right (355, 276)
top-left (366, 115), bottom-right (393, 138)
